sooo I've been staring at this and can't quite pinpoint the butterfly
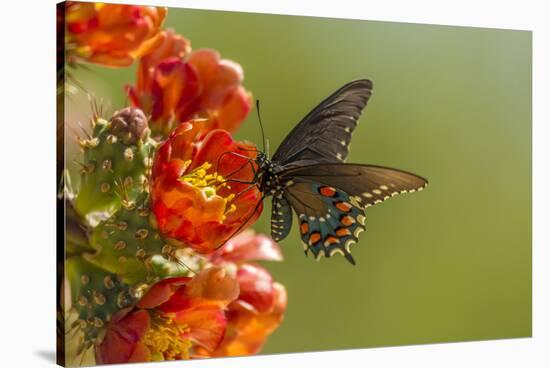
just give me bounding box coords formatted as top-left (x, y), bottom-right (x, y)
top-left (230, 79), bottom-right (427, 265)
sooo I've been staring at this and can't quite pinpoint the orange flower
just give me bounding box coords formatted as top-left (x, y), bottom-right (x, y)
top-left (127, 42), bottom-right (252, 136)
top-left (96, 267), bottom-right (239, 363)
top-left (151, 121), bottom-right (263, 253)
top-left (133, 30), bottom-right (192, 101)
top-left (65, 2), bottom-right (166, 67)
top-left (204, 230), bottom-right (287, 357)
top-left (216, 281), bottom-right (287, 357)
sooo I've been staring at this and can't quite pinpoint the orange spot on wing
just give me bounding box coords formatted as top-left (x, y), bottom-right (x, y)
top-left (341, 215), bottom-right (355, 226)
top-left (336, 228), bottom-right (351, 237)
top-left (335, 201), bottom-right (352, 212)
top-left (309, 232), bottom-right (321, 245)
top-left (300, 222), bottom-right (309, 235)
top-left (324, 236), bottom-right (339, 246)
top-left (320, 186), bottom-right (336, 197)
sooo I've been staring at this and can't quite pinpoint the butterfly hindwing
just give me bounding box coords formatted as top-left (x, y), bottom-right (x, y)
top-left (272, 79), bottom-right (373, 167)
top-left (284, 181), bottom-right (366, 264)
top-left (271, 196), bottom-right (293, 242)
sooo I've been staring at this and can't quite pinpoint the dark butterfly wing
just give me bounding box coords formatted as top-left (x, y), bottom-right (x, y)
top-left (271, 196), bottom-right (293, 242)
top-left (282, 181), bottom-right (366, 265)
top-left (271, 79), bottom-right (373, 166)
top-left (273, 164), bottom-right (427, 264)
top-left (281, 163), bottom-right (428, 208)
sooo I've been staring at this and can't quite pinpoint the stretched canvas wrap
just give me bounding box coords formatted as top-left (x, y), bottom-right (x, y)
top-left (56, 2), bottom-right (532, 366)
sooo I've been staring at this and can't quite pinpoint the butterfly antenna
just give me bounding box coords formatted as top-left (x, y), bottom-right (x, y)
top-left (256, 99), bottom-right (267, 154)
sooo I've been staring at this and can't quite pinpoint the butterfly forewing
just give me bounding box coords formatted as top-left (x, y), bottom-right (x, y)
top-left (281, 164), bottom-right (428, 208)
top-left (272, 79), bottom-right (373, 167)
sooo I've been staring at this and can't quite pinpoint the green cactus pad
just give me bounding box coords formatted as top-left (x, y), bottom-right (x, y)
top-left (66, 257), bottom-right (140, 343)
top-left (87, 197), bottom-right (203, 285)
top-left (74, 117), bottom-right (156, 222)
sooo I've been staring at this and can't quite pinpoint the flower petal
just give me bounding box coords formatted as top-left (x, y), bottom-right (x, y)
top-left (96, 309), bottom-right (151, 364)
top-left (216, 86), bottom-right (253, 133)
top-left (236, 264), bottom-right (275, 314)
top-left (174, 305), bottom-right (228, 352)
top-left (66, 3), bottom-right (166, 67)
top-left (211, 229), bottom-right (283, 263)
top-left (137, 277), bottom-right (191, 309)
top-left (185, 267), bottom-right (240, 306)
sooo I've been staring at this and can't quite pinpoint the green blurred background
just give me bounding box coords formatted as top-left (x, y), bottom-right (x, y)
top-left (71, 7), bottom-right (532, 354)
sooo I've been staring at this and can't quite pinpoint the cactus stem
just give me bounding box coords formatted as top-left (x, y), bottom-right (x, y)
top-left (118, 256), bottom-right (127, 264)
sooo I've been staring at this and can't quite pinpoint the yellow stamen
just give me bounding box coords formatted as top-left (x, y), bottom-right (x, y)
top-left (143, 313), bottom-right (191, 361)
top-left (178, 161), bottom-right (241, 220)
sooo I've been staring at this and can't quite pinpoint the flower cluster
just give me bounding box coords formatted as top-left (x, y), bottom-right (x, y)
top-left (62, 3), bottom-right (285, 366)
top-left (65, 2), bottom-right (166, 66)
top-left (127, 30), bottom-right (253, 136)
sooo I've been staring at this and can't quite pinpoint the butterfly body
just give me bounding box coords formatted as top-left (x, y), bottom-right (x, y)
top-left (247, 79), bottom-right (427, 265)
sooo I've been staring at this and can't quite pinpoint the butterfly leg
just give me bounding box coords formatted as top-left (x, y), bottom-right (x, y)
top-left (229, 183), bottom-right (257, 202)
top-left (221, 156), bottom-right (256, 179)
top-left (215, 194), bottom-right (266, 249)
top-left (216, 151), bottom-right (257, 173)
